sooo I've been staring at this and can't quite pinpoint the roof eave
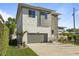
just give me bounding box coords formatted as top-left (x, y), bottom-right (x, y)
top-left (52, 12), bottom-right (61, 16)
top-left (20, 3), bottom-right (55, 12)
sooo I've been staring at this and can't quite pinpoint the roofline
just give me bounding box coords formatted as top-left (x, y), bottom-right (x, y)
top-left (52, 12), bottom-right (61, 16)
top-left (58, 26), bottom-right (66, 29)
top-left (20, 3), bottom-right (55, 12)
top-left (16, 3), bottom-right (60, 20)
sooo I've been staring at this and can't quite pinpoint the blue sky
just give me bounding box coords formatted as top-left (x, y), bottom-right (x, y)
top-left (0, 3), bottom-right (79, 29)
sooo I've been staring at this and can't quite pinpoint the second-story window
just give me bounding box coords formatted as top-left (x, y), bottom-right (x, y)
top-left (29, 10), bottom-right (35, 18)
top-left (41, 12), bottom-right (48, 19)
top-left (44, 13), bottom-right (48, 19)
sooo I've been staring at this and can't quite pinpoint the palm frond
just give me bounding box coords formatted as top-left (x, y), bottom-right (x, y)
top-left (0, 14), bottom-right (4, 23)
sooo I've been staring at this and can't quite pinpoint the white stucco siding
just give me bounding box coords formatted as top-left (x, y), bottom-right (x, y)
top-left (52, 15), bottom-right (58, 41)
top-left (22, 8), bottom-right (52, 43)
top-left (22, 8), bottom-right (38, 44)
top-left (17, 12), bottom-right (22, 32)
top-left (41, 14), bottom-right (51, 27)
top-left (16, 10), bottom-right (22, 44)
top-left (22, 8), bottom-right (38, 31)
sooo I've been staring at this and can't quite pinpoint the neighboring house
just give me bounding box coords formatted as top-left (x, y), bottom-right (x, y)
top-left (52, 26), bottom-right (65, 40)
top-left (16, 3), bottom-right (60, 45)
top-left (58, 27), bottom-right (65, 34)
top-left (58, 26), bottom-right (66, 39)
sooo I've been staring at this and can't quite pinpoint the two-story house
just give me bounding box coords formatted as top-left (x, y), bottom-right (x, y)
top-left (16, 3), bottom-right (60, 45)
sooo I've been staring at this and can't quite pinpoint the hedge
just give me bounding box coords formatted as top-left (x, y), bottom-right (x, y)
top-left (0, 22), bottom-right (9, 56)
top-left (61, 32), bottom-right (79, 42)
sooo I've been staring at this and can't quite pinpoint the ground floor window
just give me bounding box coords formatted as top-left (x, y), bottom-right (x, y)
top-left (52, 30), bottom-right (54, 34)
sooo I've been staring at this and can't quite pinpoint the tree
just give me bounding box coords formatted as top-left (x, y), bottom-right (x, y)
top-left (17, 31), bottom-right (27, 48)
top-left (0, 14), bottom-right (9, 56)
top-left (6, 17), bottom-right (16, 40)
top-left (0, 14), bottom-right (4, 23)
top-left (66, 28), bottom-right (74, 32)
top-left (66, 28), bottom-right (79, 33)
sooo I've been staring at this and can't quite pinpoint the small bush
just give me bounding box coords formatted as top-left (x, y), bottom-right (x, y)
top-left (58, 36), bottom-right (67, 43)
top-left (68, 35), bottom-right (72, 41)
top-left (58, 37), bottom-right (63, 42)
top-left (48, 40), bottom-right (52, 43)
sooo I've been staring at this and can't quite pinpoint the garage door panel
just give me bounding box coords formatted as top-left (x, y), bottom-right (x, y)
top-left (27, 33), bottom-right (48, 43)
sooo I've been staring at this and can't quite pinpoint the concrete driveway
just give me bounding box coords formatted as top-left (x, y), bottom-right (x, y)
top-left (28, 42), bottom-right (79, 56)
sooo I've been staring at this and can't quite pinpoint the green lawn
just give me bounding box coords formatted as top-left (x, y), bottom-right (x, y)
top-left (6, 46), bottom-right (38, 56)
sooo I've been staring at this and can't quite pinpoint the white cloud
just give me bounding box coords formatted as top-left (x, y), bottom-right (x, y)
top-left (0, 10), bottom-right (14, 21)
top-left (57, 8), bottom-right (64, 14)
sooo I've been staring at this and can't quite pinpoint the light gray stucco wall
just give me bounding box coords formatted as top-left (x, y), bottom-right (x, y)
top-left (22, 8), bottom-right (52, 44)
top-left (51, 14), bottom-right (58, 41)
top-left (16, 10), bottom-right (23, 44)
top-left (40, 13), bottom-right (51, 27)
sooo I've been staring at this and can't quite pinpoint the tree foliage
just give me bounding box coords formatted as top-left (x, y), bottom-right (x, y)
top-left (17, 31), bottom-right (27, 48)
top-left (6, 17), bottom-right (16, 34)
top-left (66, 28), bottom-right (79, 33)
top-left (17, 31), bottom-right (27, 37)
top-left (6, 17), bottom-right (16, 40)
top-left (0, 22), bottom-right (9, 56)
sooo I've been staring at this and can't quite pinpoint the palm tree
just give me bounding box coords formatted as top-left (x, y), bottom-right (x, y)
top-left (0, 14), bottom-right (4, 23)
top-left (0, 14), bottom-right (9, 56)
top-left (17, 31), bottom-right (27, 48)
top-left (6, 17), bottom-right (16, 40)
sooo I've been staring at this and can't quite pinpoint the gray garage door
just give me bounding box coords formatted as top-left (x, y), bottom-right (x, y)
top-left (27, 33), bottom-right (48, 43)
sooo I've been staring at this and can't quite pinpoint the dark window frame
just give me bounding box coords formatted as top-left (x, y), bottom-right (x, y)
top-left (41, 12), bottom-right (48, 19)
top-left (52, 30), bottom-right (54, 34)
top-left (44, 13), bottom-right (48, 19)
top-left (28, 10), bottom-right (35, 18)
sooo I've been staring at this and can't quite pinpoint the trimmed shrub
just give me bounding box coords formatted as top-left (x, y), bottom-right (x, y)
top-left (67, 33), bottom-right (79, 43)
top-left (0, 22), bottom-right (9, 56)
top-left (72, 34), bottom-right (79, 43)
top-left (76, 34), bottom-right (79, 42)
top-left (58, 36), bottom-right (65, 43)
top-left (68, 34), bottom-right (73, 41)
top-left (48, 40), bottom-right (52, 43)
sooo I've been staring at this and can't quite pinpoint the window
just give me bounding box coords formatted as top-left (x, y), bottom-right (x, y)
top-left (44, 13), bottom-right (48, 19)
top-left (41, 12), bottom-right (48, 19)
top-left (29, 10), bottom-right (35, 18)
top-left (52, 30), bottom-right (54, 34)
